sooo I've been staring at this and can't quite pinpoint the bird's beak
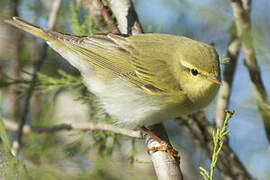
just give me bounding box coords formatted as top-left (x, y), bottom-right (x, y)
top-left (208, 76), bottom-right (222, 85)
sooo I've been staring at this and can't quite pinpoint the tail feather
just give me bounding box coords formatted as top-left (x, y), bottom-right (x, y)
top-left (5, 17), bottom-right (52, 41)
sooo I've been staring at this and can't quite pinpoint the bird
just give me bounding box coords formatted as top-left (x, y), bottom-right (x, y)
top-left (5, 17), bottom-right (221, 161)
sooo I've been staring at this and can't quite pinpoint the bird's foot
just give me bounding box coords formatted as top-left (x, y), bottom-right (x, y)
top-left (142, 126), bottom-right (180, 164)
top-left (147, 141), bottom-right (180, 163)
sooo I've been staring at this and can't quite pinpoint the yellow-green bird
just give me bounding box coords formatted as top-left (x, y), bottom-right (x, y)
top-left (5, 17), bottom-right (221, 130)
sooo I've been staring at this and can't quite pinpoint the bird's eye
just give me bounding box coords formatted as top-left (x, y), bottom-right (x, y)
top-left (191, 69), bottom-right (198, 76)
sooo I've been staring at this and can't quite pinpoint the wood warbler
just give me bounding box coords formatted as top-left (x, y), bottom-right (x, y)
top-left (5, 17), bottom-right (221, 130)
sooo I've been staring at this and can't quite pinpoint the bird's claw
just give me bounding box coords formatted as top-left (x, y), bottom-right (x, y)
top-left (148, 141), bottom-right (180, 164)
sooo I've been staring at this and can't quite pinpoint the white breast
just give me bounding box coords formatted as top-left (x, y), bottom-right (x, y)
top-left (82, 73), bottom-right (171, 129)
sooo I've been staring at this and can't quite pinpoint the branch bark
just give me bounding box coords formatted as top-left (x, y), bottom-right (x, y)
top-left (11, 0), bottom-right (62, 156)
top-left (143, 124), bottom-right (183, 180)
top-left (107, 0), bottom-right (143, 34)
top-left (2, 118), bottom-right (142, 139)
top-left (230, 0), bottom-right (270, 141)
top-left (95, 0), bottom-right (120, 33)
top-left (215, 25), bottom-right (241, 127)
top-left (78, 0), bottom-right (110, 33)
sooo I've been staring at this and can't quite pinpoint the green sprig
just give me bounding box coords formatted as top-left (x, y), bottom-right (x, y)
top-left (37, 70), bottom-right (84, 94)
top-left (200, 110), bottom-right (234, 180)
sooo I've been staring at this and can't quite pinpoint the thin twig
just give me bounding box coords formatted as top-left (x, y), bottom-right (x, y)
top-left (230, 0), bottom-right (270, 141)
top-left (11, 0), bottom-right (62, 156)
top-left (95, 0), bottom-right (120, 33)
top-left (2, 118), bottom-right (142, 139)
top-left (77, 0), bottom-right (110, 32)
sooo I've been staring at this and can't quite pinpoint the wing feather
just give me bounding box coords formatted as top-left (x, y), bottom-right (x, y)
top-left (48, 32), bottom-right (183, 95)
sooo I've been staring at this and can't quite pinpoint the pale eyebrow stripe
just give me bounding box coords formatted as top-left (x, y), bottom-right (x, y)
top-left (180, 60), bottom-right (212, 76)
top-left (180, 60), bottom-right (196, 69)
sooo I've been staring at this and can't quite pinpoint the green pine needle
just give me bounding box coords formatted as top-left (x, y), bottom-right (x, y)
top-left (37, 70), bottom-right (84, 94)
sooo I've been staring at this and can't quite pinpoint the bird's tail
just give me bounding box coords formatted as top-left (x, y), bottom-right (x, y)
top-left (5, 17), bottom-right (53, 41)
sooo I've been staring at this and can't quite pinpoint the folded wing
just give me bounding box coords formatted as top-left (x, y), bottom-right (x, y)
top-left (47, 32), bottom-right (183, 95)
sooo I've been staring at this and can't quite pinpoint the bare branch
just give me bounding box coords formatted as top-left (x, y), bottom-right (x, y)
top-left (230, 0), bottom-right (270, 141)
top-left (11, 0), bottom-right (62, 156)
top-left (2, 118), bottom-right (142, 139)
top-left (95, 0), bottom-right (120, 33)
top-left (215, 26), bottom-right (241, 127)
top-left (143, 124), bottom-right (183, 180)
top-left (177, 111), bottom-right (252, 180)
top-left (107, 0), bottom-right (143, 34)
top-left (47, 0), bottom-right (61, 29)
top-left (78, 0), bottom-right (110, 32)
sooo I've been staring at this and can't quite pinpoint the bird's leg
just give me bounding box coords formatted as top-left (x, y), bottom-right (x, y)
top-left (141, 126), bottom-right (180, 163)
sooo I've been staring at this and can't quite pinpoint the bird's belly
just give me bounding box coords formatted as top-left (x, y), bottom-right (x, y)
top-left (82, 73), bottom-right (194, 129)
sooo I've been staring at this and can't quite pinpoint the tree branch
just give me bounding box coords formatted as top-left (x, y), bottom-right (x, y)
top-left (95, 0), bottom-right (120, 33)
top-left (230, 0), bottom-right (270, 141)
top-left (215, 25), bottom-right (241, 127)
top-left (143, 124), bottom-right (183, 180)
top-left (2, 118), bottom-right (142, 139)
top-left (107, 0), bottom-right (143, 34)
top-left (78, 0), bottom-right (110, 33)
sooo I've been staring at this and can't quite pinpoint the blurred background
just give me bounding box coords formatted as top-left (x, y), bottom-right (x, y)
top-left (0, 0), bottom-right (270, 179)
